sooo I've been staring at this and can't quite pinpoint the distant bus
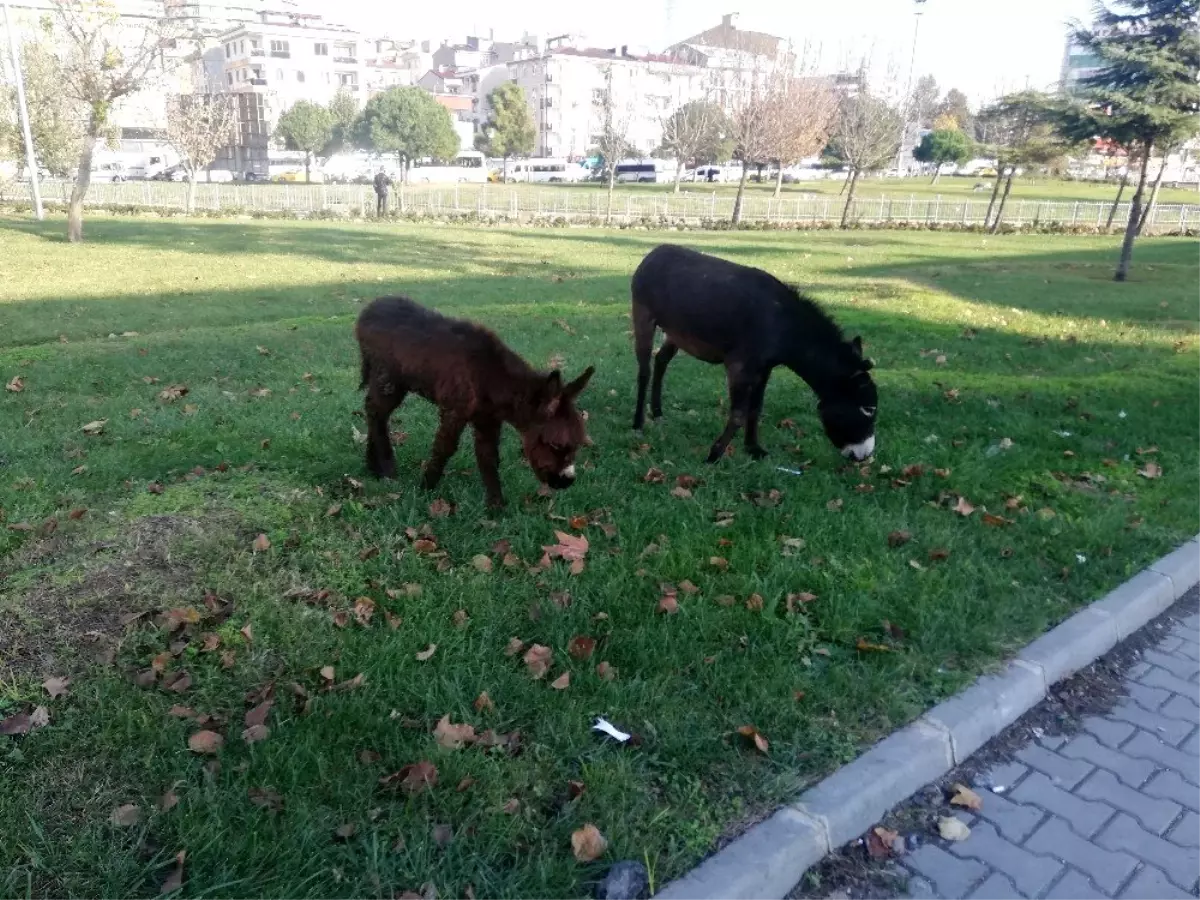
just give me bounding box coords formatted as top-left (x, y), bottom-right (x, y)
top-left (409, 150), bottom-right (487, 184)
top-left (615, 158), bottom-right (676, 184)
top-left (504, 158), bottom-right (589, 183)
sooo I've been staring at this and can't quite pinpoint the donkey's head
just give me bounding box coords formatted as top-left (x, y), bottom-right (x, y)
top-left (816, 337), bottom-right (877, 461)
top-left (521, 366), bottom-right (596, 489)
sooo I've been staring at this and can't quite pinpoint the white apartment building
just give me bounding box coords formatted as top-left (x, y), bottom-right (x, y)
top-left (216, 10), bottom-right (364, 173)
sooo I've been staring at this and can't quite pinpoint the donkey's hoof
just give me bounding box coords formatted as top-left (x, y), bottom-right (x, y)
top-left (747, 446), bottom-right (769, 461)
top-left (704, 447), bottom-right (725, 464)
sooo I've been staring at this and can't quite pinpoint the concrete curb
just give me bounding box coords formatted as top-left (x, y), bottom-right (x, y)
top-left (654, 536), bottom-right (1200, 900)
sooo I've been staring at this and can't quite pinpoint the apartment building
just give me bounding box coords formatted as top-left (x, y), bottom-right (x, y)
top-left (216, 10), bottom-right (364, 173)
top-left (364, 38), bottom-right (432, 93)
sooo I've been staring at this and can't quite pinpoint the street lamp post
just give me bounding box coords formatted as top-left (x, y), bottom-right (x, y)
top-left (2, 0), bottom-right (43, 220)
top-left (902, 0), bottom-right (926, 175)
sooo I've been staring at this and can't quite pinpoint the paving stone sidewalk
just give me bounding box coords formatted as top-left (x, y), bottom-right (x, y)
top-left (902, 607), bottom-right (1200, 900)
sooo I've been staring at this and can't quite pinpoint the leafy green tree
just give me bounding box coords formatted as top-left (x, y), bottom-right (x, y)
top-left (1048, 0), bottom-right (1199, 280)
top-left (934, 88), bottom-right (973, 134)
top-left (275, 100), bottom-right (332, 182)
top-left (354, 87), bottom-right (459, 181)
top-left (657, 99), bottom-right (731, 193)
top-left (976, 91), bottom-right (1075, 232)
top-left (475, 82), bottom-right (534, 181)
top-left (0, 23), bottom-right (85, 178)
top-left (324, 89), bottom-right (359, 157)
top-left (913, 128), bottom-right (972, 183)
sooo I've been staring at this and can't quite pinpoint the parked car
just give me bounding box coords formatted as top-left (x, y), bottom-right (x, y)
top-left (152, 165), bottom-right (188, 182)
top-left (90, 162), bottom-right (129, 183)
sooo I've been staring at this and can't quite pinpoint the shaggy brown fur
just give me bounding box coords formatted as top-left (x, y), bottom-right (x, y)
top-left (355, 296), bottom-right (595, 508)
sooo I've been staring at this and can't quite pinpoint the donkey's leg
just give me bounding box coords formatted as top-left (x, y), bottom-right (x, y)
top-left (421, 410), bottom-right (467, 491)
top-left (472, 418), bottom-right (505, 509)
top-left (744, 373), bottom-right (771, 460)
top-left (650, 339), bottom-right (679, 420)
top-left (632, 302), bottom-right (656, 430)
top-left (364, 380), bottom-right (407, 478)
top-left (705, 365), bottom-right (755, 464)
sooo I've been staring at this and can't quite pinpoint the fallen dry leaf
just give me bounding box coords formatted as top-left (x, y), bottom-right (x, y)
top-left (826, 498), bottom-right (843, 512)
top-left (504, 637), bottom-right (525, 657)
top-left (736, 724), bottom-right (769, 753)
top-left (158, 789), bottom-right (179, 812)
top-left (670, 486), bottom-right (692, 499)
top-left (928, 547), bottom-right (951, 561)
top-left (596, 661), bottom-right (616, 681)
top-left (745, 593), bottom-right (764, 611)
top-left (109, 803), bottom-right (142, 827)
top-left (502, 797), bottom-right (521, 814)
top-left (709, 556), bottom-right (729, 571)
top-left (81, 419), bottom-right (107, 436)
top-left (248, 787), bottom-right (283, 811)
top-left (938, 816), bottom-right (971, 841)
top-left (42, 676), bottom-right (70, 699)
top-left (433, 715), bottom-right (477, 749)
top-left (158, 385), bottom-right (188, 402)
top-left (452, 609), bottom-right (469, 627)
top-left (952, 496), bottom-right (976, 517)
top-left (68, 507), bottom-right (87, 520)
top-left (244, 700), bottom-right (273, 730)
top-left (415, 643), bottom-right (438, 662)
top-left (887, 530), bottom-right (913, 547)
top-left (474, 691), bottom-right (494, 712)
top-left (160, 851), bottom-right (186, 895)
top-left (242, 723), bottom-right (269, 743)
top-left (571, 823), bottom-right (608, 862)
top-left (334, 822), bottom-right (357, 840)
top-left (866, 825), bottom-right (900, 859)
top-left (523, 644), bottom-right (553, 679)
top-left (187, 730), bottom-right (224, 754)
top-left (550, 672), bottom-right (570, 690)
top-left (568, 635), bottom-right (596, 660)
top-left (353, 596), bottom-right (376, 627)
top-left (379, 760), bottom-right (438, 794)
top-left (981, 513), bottom-right (1013, 527)
top-left (643, 467), bottom-right (666, 484)
top-left (325, 503), bottom-right (342, 518)
top-left (1137, 462), bottom-right (1163, 479)
top-left (678, 579), bottom-right (700, 595)
top-left (471, 554), bottom-right (493, 573)
top-left (657, 591), bottom-right (679, 615)
top-left (429, 498), bottom-right (455, 517)
top-left (252, 534), bottom-right (271, 552)
top-left (950, 783), bottom-right (983, 811)
top-left (855, 637), bottom-right (892, 653)
top-left (5, 375), bottom-right (24, 393)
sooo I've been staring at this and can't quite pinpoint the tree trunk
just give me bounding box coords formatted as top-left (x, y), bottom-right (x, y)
top-left (606, 166), bottom-right (616, 224)
top-left (186, 172), bottom-right (198, 215)
top-left (673, 158), bottom-right (684, 194)
top-left (839, 167), bottom-right (860, 229)
top-left (838, 172), bottom-right (850, 196)
top-left (731, 163), bottom-right (749, 224)
top-left (68, 128), bottom-right (99, 243)
top-left (930, 165), bottom-right (941, 185)
top-left (503, 154), bottom-right (509, 182)
top-left (304, 152), bottom-right (311, 184)
top-left (1136, 153), bottom-right (1167, 235)
top-left (1105, 170), bottom-right (1129, 232)
top-left (1115, 141), bottom-right (1153, 282)
top-left (773, 163), bottom-right (784, 198)
top-left (988, 170), bottom-right (1016, 235)
top-left (983, 167), bottom-right (1005, 229)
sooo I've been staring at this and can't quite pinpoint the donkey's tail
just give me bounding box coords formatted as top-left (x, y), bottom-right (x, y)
top-left (359, 355), bottom-right (371, 391)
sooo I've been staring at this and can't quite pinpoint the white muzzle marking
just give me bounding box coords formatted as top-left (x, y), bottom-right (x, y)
top-left (560, 464), bottom-right (576, 479)
top-left (842, 435), bottom-right (876, 460)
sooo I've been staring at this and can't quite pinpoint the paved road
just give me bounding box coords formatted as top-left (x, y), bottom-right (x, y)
top-left (901, 605), bottom-right (1200, 900)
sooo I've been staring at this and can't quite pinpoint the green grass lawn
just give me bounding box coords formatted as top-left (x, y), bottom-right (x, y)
top-left (1, 216), bottom-right (1197, 899)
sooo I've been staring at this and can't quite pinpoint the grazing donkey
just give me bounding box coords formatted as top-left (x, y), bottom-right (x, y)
top-left (356, 296), bottom-right (595, 508)
top-left (631, 244), bottom-right (877, 462)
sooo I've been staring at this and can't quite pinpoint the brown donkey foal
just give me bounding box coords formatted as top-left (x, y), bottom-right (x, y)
top-left (355, 296), bottom-right (595, 508)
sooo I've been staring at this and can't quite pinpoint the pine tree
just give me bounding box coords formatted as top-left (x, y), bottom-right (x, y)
top-left (1051, 0), bottom-right (1199, 280)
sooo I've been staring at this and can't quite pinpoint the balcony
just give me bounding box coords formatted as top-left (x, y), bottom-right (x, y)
top-left (249, 78), bottom-right (267, 86)
top-left (269, 50), bottom-right (290, 58)
top-left (333, 56), bottom-right (357, 64)
top-left (251, 48), bottom-right (264, 56)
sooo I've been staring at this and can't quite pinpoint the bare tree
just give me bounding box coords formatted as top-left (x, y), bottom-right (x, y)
top-left (594, 64), bottom-right (635, 223)
top-left (165, 92), bottom-right (235, 213)
top-left (831, 88), bottom-right (903, 228)
top-left (658, 96), bottom-right (728, 193)
top-left (763, 64), bottom-right (838, 197)
top-left (50, 0), bottom-right (179, 242)
top-left (726, 56), bottom-right (776, 224)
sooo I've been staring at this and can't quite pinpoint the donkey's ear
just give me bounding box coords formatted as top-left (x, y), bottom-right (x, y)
top-left (563, 365), bottom-right (595, 399)
top-left (542, 370), bottom-right (564, 414)
top-left (851, 336), bottom-right (864, 357)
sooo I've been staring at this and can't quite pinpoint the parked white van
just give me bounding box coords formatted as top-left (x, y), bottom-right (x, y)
top-left (504, 158), bottom-right (588, 183)
top-left (409, 150), bottom-right (488, 184)
top-left (615, 158), bottom-right (676, 184)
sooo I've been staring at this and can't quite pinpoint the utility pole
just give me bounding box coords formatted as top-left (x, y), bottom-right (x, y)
top-left (895, 0), bottom-right (929, 174)
top-left (2, 0), bottom-right (43, 219)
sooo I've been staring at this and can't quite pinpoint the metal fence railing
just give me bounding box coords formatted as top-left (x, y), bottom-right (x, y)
top-left (4, 179), bottom-right (1198, 233)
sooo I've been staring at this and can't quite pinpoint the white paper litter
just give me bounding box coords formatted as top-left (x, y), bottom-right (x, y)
top-left (592, 717), bottom-right (631, 743)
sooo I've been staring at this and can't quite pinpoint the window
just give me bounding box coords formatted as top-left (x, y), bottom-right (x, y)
top-left (314, 42), bottom-right (328, 55)
top-left (269, 39), bottom-right (289, 57)
top-left (324, 72), bottom-right (331, 84)
top-left (226, 72), bottom-right (233, 85)
top-left (337, 72), bottom-right (358, 88)
top-left (591, 88), bottom-right (604, 104)
top-left (238, 40), bottom-right (244, 54)
top-left (224, 43), bottom-right (231, 58)
top-left (275, 68), bottom-right (284, 80)
top-left (296, 71), bottom-right (305, 83)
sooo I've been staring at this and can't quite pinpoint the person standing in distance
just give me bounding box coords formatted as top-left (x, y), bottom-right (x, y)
top-left (373, 168), bottom-right (391, 217)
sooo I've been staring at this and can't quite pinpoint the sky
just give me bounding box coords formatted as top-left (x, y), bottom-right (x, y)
top-left (331, 0), bottom-right (1096, 106)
